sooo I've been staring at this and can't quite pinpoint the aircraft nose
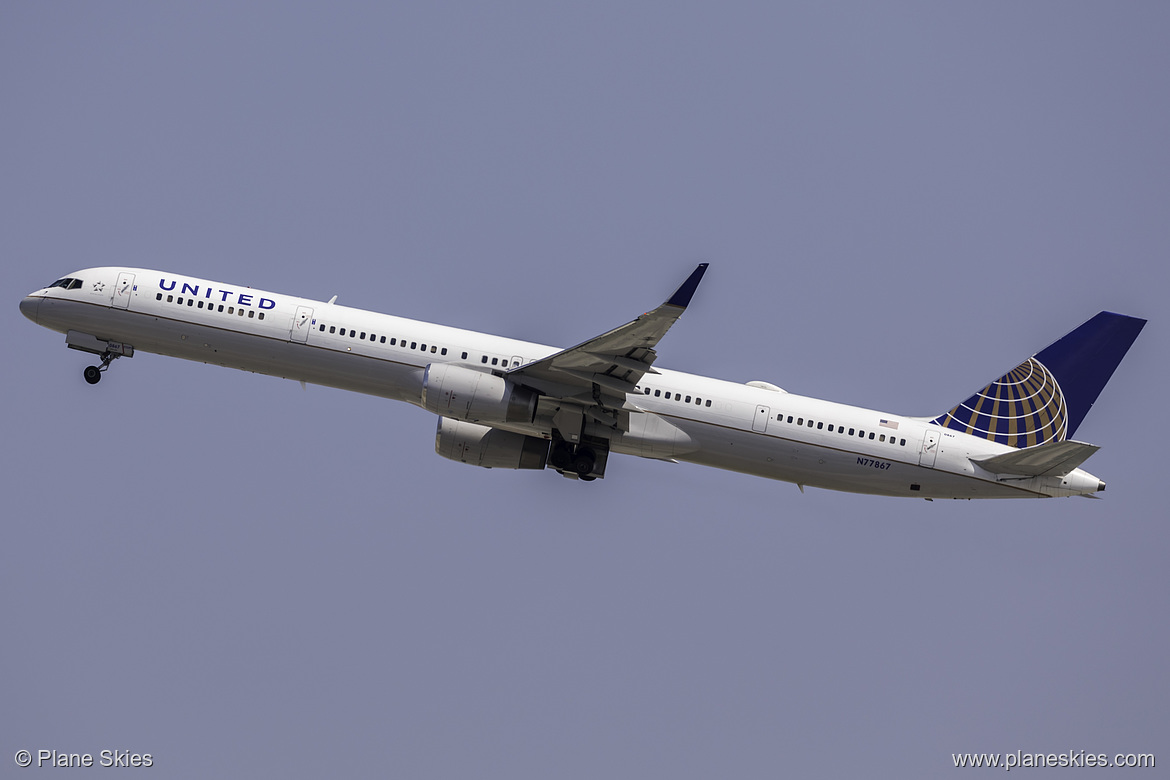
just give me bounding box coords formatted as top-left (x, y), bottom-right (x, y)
top-left (20, 295), bottom-right (40, 324)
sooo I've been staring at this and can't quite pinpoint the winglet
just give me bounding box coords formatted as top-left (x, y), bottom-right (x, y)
top-left (666, 263), bottom-right (709, 308)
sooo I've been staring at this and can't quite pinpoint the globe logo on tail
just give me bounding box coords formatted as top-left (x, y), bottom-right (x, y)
top-left (932, 357), bottom-right (1068, 448)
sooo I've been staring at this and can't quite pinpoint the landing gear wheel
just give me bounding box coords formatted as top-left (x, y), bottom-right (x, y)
top-left (82, 351), bottom-right (120, 385)
top-left (549, 442), bottom-right (573, 471)
top-left (572, 448), bottom-right (596, 477)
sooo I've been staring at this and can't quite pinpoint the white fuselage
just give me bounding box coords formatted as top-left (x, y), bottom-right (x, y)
top-left (21, 267), bottom-right (1106, 498)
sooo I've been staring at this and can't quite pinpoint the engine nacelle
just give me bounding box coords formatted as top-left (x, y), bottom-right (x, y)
top-left (422, 363), bottom-right (538, 424)
top-left (435, 418), bottom-right (549, 470)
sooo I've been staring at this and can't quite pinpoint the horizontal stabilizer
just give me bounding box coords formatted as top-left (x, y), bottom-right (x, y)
top-left (972, 439), bottom-right (1100, 477)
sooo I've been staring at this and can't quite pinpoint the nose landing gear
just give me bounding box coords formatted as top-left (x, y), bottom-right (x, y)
top-left (65, 331), bottom-right (134, 386)
top-left (82, 351), bottom-right (120, 385)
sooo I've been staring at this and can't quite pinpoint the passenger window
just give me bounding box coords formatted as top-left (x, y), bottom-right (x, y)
top-left (705, 400), bottom-right (712, 407)
top-left (420, 344), bottom-right (426, 351)
top-left (167, 295), bottom-right (174, 303)
top-left (188, 299), bottom-right (194, 306)
top-left (900, 438), bottom-right (906, 446)
top-left (482, 355), bottom-right (488, 363)
top-left (461, 351), bottom-right (468, 359)
top-left (248, 310), bottom-right (255, 318)
top-left (381, 337), bottom-right (387, 344)
top-left (441, 348), bottom-right (447, 355)
top-left (156, 293), bottom-right (162, 301)
top-left (849, 428), bottom-right (855, 435)
top-left (218, 305), bottom-right (224, 312)
top-left (828, 424), bottom-right (834, 432)
top-left (695, 397), bottom-right (701, 405)
top-left (177, 297), bottom-right (184, 304)
top-left (411, 342), bottom-right (417, 349)
top-left (879, 434), bottom-right (885, 442)
top-left (654, 390), bottom-right (661, 397)
top-left (259, 313), bottom-right (265, 320)
top-left (685, 395), bottom-right (691, 403)
top-left (491, 357), bottom-right (498, 365)
top-left (360, 332), bottom-right (366, 339)
top-left (238, 308), bottom-right (244, 316)
top-left (197, 301), bottom-right (204, 308)
top-left (431, 346), bottom-right (437, 353)
top-left (797, 417), bottom-right (803, 425)
top-left (868, 432), bottom-right (875, 439)
top-left (787, 415), bottom-right (793, 423)
top-left (319, 324), bottom-right (325, 331)
top-left (645, 388), bottom-right (651, 395)
top-left (665, 392), bottom-right (672, 400)
top-left (807, 419), bottom-right (813, 427)
top-left (817, 422), bottom-right (823, 429)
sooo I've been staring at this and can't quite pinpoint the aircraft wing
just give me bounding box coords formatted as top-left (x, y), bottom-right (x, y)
top-left (971, 439), bottom-right (1100, 477)
top-left (506, 263), bottom-right (708, 428)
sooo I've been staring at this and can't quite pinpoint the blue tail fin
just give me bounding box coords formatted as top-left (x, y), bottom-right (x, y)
top-left (932, 312), bottom-right (1146, 448)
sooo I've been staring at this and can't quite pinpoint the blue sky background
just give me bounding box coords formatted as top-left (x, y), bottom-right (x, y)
top-left (3, 3), bottom-right (1166, 777)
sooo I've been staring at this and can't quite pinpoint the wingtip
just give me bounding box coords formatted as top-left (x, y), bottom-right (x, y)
top-left (666, 263), bottom-right (709, 308)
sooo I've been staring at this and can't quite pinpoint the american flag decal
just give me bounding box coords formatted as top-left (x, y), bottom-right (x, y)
top-left (879, 419), bottom-right (899, 430)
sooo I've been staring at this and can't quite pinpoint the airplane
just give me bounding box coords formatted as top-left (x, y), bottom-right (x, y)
top-left (20, 264), bottom-right (1145, 499)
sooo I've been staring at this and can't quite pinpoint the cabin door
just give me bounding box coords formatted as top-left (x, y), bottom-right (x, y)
top-left (919, 429), bottom-right (940, 468)
top-left (112, 272), bottom-right (135, 309)
top-left (752, 405), bottom-right (770, 433)
top-left (290, 306), bottom-right (314, 343)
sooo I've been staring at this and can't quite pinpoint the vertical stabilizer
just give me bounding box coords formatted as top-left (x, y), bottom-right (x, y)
top-left (932, 312), bottom-right (1145, 448)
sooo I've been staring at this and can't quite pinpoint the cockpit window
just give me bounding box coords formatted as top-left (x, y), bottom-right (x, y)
top-left (47, 278), bottom-right (85, 290)
top-left (68, 279), bottom-right (83, 289)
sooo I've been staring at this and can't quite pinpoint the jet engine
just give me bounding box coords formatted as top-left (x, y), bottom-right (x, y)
top-left (435, 418), bottom-right (549, 470)
top-left (422, 363), bottom-right (538, 424)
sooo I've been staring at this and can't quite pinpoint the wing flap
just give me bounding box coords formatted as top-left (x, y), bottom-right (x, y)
top-left (972, 439), bottom-right (1100, 477)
